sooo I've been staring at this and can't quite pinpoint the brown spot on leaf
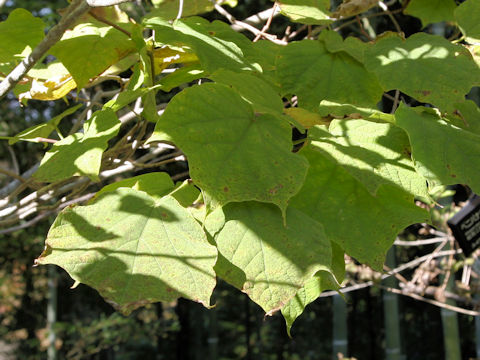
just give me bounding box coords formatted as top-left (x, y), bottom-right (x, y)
top-left (268, 184), bottom-right (284, 194)
top-left (420, 90), bottom-right (431, 96)
top-left (223, 186), bottom-right (229, 192)
top-left (161, 212), bottom-right (168, 219)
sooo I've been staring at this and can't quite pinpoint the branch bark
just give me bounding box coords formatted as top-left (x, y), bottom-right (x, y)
top-left (0, 0), bottom-right (91, 99)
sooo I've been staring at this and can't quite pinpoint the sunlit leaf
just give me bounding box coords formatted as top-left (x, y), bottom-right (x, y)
top-left (395, 104), bottom-right (480, 194)
top-left (145, 16), bottom-right (260, 73)
top-left (291, 143), bottom-right (429, 271)
top-left (50, 22), bottom-right (136, 89)
top-left (277, 0), bottom-right (332, 25)
top-left (307, 120), bottom-right (429, 198)
top-left (8, 104), bottom-right (82, 145)
top-left (210, 201), bottom-right (333, 314)
top-left (34, 109), bottom-right (121, 182)
top-left (36, 188), bottom-right (217, 315)
top-left (0, 9), bottom-right (44, 65)
top-left (149, 83), bottom-right (308, 214)
top-left (277, 39), bottom-right (383, 111)
top-left (364, 32), bottom-right (480, 111)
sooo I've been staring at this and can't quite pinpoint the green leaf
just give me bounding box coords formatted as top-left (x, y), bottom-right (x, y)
top-left (455, 0), bottom-right (480, 44)
top-left (291, 144), bottom-right (430, 271)
top-left (446, 100), bottom-right (480, 136)
top-left (210, 201), bottom-right (333, 314)
top-left (281, 241), bottom-right (344, 336)
top-left (145, 17), bottom-right (260, 73)
top-left (104, 88), bottom-right (152, 112)
top-left (36, 188), bottom-right (217, 315)
top-left (34, 108), bottom-right (121, 182)
top-left (149, 0), bottom-right (236, 20)
top-left (0, 8), bottom-right (44, 64)
top-left (50, 23), bottom-right (136, 89)
top-left (209, 69), bottom-right (284, 115)
top-left (307, 120), bottom-right (429, 198)
top-left (317, 100), bottom-right (395, 123)
top-left (404, 0), bottom-right (456, 27)
top-left (395, 104), bottom-right (480, 194)
top-left (364, 32), bottom-right (480, 111)
top-left (277, 0), bottom-right (332, 25)
top-left (149, 83), bottom-right (309, 214)
top-left (92, 172), bottom-right (175, 202)
top-left (320, 30), bottom-right (368, 64)
top-left (158, 64), bottom-right (205, 92)
top-left (277, 39), bottom-right (383, 111)
top-left (8, 104), bottom-right (82, 145)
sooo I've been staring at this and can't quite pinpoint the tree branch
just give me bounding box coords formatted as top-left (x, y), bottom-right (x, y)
top-left (0, 0), bottom-right (91, 99)
top-left (87, 0), bottom-right (134, 6)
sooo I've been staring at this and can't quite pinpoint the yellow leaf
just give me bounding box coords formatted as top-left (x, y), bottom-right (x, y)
top-left (19, 74), bottom-right (77, 101)
top-left (153, 47), bottom-right (198, 74)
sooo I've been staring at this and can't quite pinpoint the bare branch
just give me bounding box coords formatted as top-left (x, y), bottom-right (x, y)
top-left (0, 0), bottom-right (91, 99)
top-left (86, 0), bottom-right (134, 6)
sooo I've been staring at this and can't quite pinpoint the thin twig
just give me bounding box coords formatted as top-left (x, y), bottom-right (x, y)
top-left (0, 167), bottom-right (26, 183)
top-left (390, 90), bottom-right (400, 113)
top-left (379, 284), bottom-right (480, 316)
top-left (88, 11), bottom-right (132, 37)
top-left (378, 1), bottom-right (402, 34)
top-left (213, 3), bottom-right (287, 45)
top-left (394, 237), bottom-right (447, 246)
top-left (253, 3), bottom-right (278, 42)
top-left (6, 146), bottom-right (20, 175)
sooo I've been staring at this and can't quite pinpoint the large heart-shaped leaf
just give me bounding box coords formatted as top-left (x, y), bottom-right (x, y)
top-left (365, 32), bottom-right (480, 111)
top-left (36, 188), bottom-right (217, 315)
top-left (149, 83), bottom-right (309, 214)
top-left (277, 39), bottom-right (383, 110)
